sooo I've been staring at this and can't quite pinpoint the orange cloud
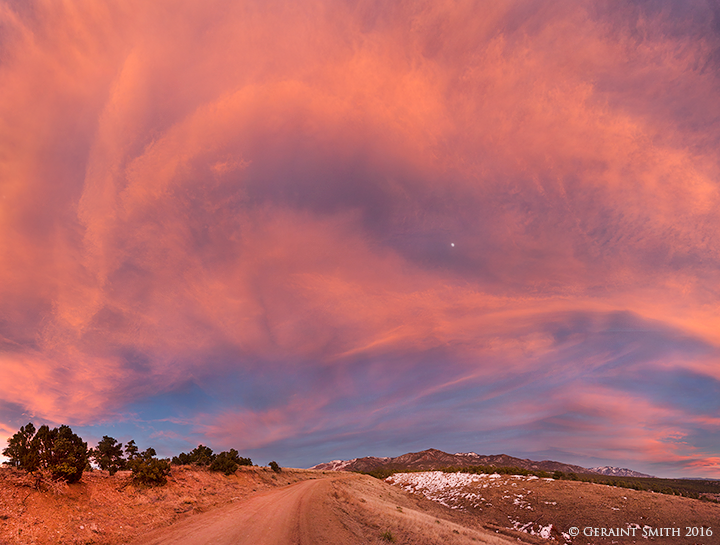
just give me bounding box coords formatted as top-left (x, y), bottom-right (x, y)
top-left (0, 0), bottom-right (719, 474)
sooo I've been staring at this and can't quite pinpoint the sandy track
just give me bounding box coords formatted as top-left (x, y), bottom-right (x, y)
top-left (133, 474), bottom-right (517, 545)
top-left (134, 477), bottom-right (357, 545)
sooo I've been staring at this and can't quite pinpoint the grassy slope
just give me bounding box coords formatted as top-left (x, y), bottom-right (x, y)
top-left (0, 466), bottom-right (316, 545)
top-left (383, 470), bottom-right (720, 544)
top-left (363, 465), bottom-right (720, 500)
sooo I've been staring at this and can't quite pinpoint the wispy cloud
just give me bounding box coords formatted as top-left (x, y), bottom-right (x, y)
top-left (0, 0), bottom-right (719, 476)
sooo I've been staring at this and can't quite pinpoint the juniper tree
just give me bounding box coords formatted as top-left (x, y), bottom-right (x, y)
top-left (2, 422), bottom-right (36, 469)
top-left (128, 447), bottom-right (171, 486)
top-left (91, 436), bottom-right (126, 475)
top-left (172, 444), bottom-right (215, 466)
top-left (125, 439), bottom-right (139, 461)
top-left (40, 425), bottom-right (88, 483)
top-left (189, 444), bottom-right (214, 466)
top-left (171, 451), bottom-right (192, 465)
top-left (209, 449), bottom-right (251, 475)
top-left (8, 424), bottom-right (89, 483)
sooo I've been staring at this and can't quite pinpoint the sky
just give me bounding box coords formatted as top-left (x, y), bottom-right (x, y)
top-left (1, 0), bottom-right (719, 478)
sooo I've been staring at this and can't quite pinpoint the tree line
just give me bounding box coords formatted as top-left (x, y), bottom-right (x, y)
top-left (1, 422), bottom-right (273, 486)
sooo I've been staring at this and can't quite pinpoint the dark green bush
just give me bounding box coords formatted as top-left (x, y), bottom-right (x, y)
top-left (37, 425), bottom-right (88, 483)
top-left (172, 444), bottom-right (216, 466)
top-left (269, 461), bottom-right (281, 473)
top-left (125, 439), bottom-right (139, 461)
top-left (190, 444), bottom-right (215, 465)
top-left (129, 448), bottom-right (171, 486)
top-left (172, 452), bottom-right (192, 465)
top-left (2, 423), bottom-right (36, 469)
top-left (3, 423), bottom-right (88, 483)
top-left (210, 452), bottom-right (238, 475)
top-left (361, 467), bottom-right (401, 480)
top-left (91, 436), bottom-right (126, 475)
top-left (209, 449), bottom-right (252, 475)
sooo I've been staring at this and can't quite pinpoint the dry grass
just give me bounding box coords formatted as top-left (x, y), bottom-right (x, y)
top-left (1, 467), bottom-right (716, 545)
top-left (323, 474), bottom-right (520, 544)
top-left (385, 472), bottom-right (720, 544)
top-left (0, 466), bottom-right (321, 544)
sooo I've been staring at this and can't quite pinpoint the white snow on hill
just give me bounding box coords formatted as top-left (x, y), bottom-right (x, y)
top-left (386, 471), bottom-right (548, 510)
top-left (386, 471), bottom-right (554, 540)
top-left (387, 471), bottom-right (488, 508)
top-left (589, 466), bottom-right (654, 478)
top-left (310, 459), bottom-right (357, 471)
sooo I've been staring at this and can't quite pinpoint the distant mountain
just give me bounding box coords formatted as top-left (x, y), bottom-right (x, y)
top-left (311, 458), bottom-right (387, 471)
top-left (588, 466), bottom-right (654, 478)
top-left (310, 448), bottom-right (595, 475)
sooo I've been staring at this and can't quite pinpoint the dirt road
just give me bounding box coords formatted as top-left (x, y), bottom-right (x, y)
top-left (133, 473), bottom-right (517, 545)
top-left (136, 477), bottom-right (357, 545)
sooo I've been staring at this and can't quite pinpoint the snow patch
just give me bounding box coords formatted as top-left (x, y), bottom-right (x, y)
top-left (512, 521), bottom-right (553, 538)
top-left (386, 472), bottom-right (490, 509)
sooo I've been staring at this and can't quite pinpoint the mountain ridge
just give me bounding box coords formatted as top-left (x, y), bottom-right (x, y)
top-left (589, 466), bottom-right (654, 478)
top-left (311, 448), bottom-right (652, 477)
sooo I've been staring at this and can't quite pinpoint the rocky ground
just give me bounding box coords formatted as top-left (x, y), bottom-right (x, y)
top-left (387, 471), bottom-right (720, 544)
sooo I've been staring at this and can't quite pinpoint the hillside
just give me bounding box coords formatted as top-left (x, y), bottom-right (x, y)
top-left (0, 464), bottom-right (718, 544)
top-left (0, 466), bottom-right (313, 544)
top-left (385, 470), bottom-right (720, 544)
top-left (0, 466), bottom-right (520, 545)
top-left (134, 472), bottom-right (518, 545)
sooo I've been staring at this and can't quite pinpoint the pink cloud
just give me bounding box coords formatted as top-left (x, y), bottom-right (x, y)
top-left (0, 0), bottom-right (719, 474)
